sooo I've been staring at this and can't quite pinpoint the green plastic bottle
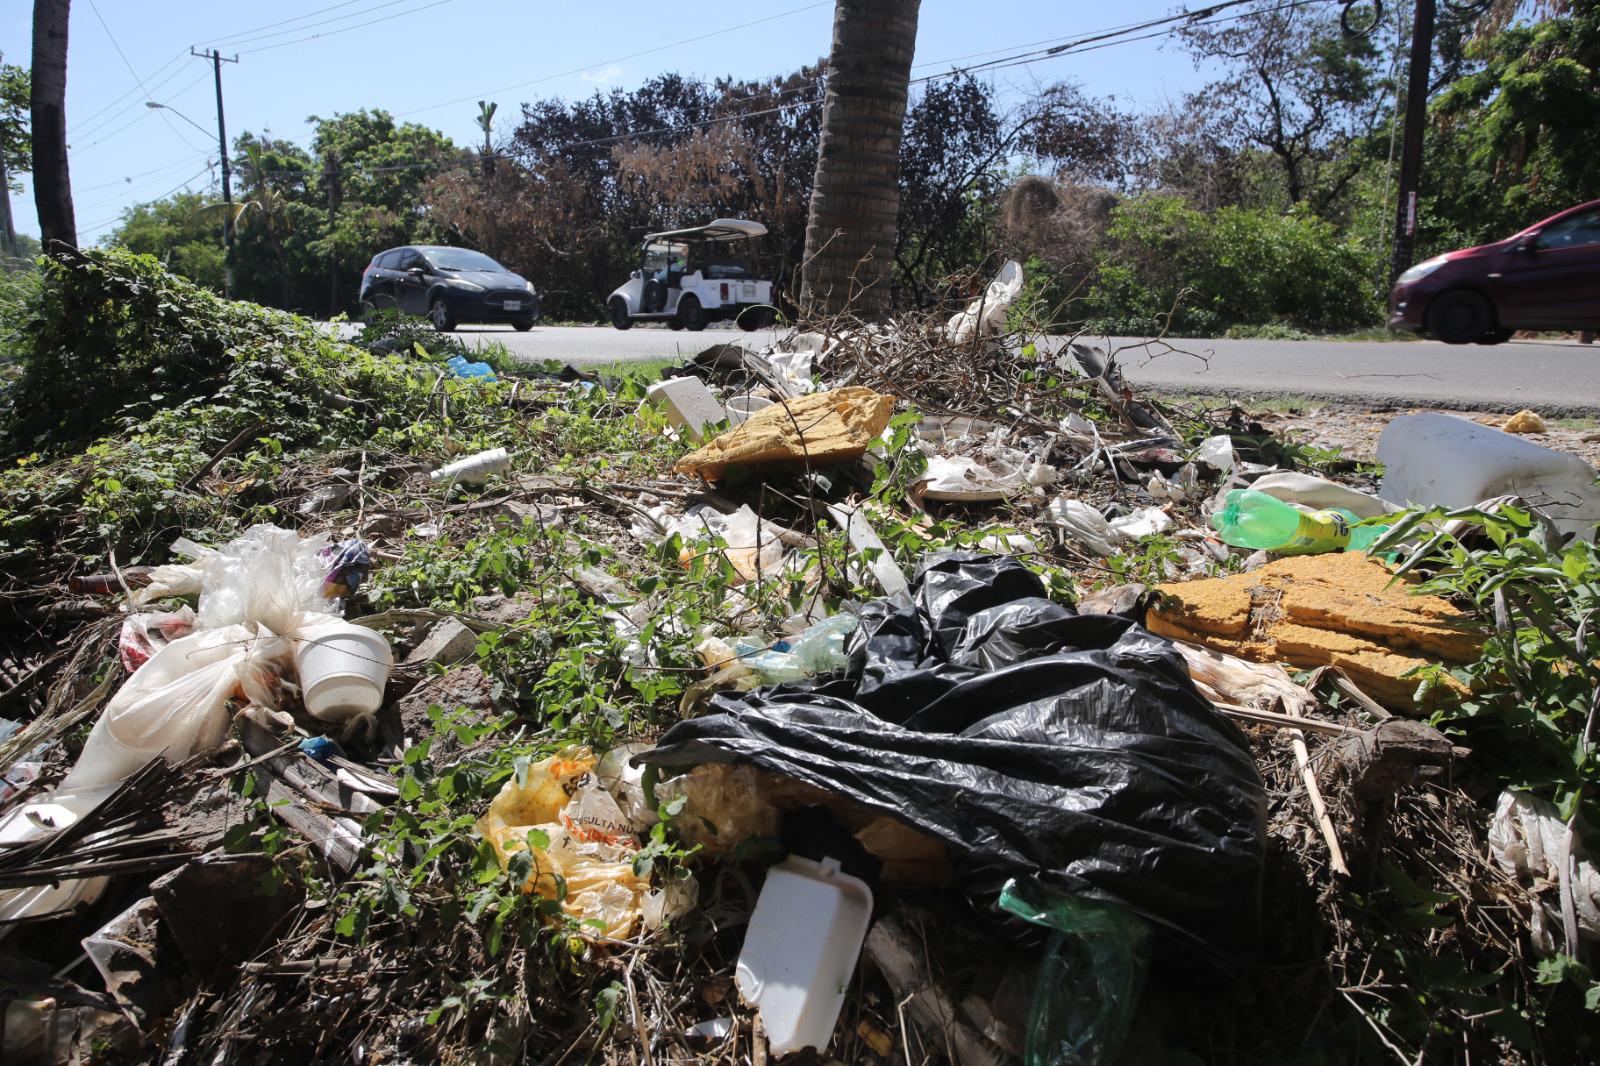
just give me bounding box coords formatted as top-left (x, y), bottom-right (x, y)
top-left (1211, 488), bottom-right (1386, 555)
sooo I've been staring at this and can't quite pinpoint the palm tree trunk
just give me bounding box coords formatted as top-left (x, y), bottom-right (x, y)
top-left (800, 0), bottom-right (920, 322)
top-left (30, 0), bottom-right (75, 249)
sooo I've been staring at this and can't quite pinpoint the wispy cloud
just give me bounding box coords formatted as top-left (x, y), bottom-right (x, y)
top-left (580, 64), bottom-right (624, 85)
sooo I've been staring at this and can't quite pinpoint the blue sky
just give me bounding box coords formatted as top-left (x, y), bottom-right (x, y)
top-left (2, 0), bottom-right (1226, 244)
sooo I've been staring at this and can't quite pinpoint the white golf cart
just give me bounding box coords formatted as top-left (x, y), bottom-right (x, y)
top-left (607, 218), bottom-right (775, 331)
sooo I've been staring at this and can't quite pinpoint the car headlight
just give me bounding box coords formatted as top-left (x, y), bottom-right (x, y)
top-left (1396, 257), bottom-right (1446, 286)
top-left (446, 277), bottom-right (484, 292)
top-left (524, 281), bottom-right (537, 295)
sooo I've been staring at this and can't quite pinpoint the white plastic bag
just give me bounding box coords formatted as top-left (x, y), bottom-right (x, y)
top-left (1045, 499), bottom-right (1116, 556)
top-left (946, 259), bottom-right (1024, 343)
top-left (63, 624), bottom-right (289, 792)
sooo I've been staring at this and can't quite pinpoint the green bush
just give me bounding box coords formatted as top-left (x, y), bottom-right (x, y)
top-left (0, 247), bottom-right (328, 455)
top-left (1084, 196), bottom-right (1381, 335)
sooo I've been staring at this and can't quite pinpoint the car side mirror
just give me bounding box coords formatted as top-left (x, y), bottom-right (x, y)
top-left (631, 270), bottom-right (641, 279)
top-left (407, 266), bottom-right (426, 276)
top-left (1515, 235), bottom-right (1540, 253)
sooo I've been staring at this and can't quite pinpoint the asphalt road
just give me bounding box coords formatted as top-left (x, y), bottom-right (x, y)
top-left (447, 324), bottom-right (1600, 415)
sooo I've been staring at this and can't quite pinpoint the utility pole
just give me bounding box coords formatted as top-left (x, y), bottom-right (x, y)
top-left (1389, 0), bottom-right (1435, 285)
top-left (192, 48), bottom-right (238, 297)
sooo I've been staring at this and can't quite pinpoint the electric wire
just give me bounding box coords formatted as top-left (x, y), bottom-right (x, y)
top-left (236, 0), bottom-right (465, 55)
top-left (82, 0), bottom-right (1343, 234)
top-left (79, 166), bottom-right (216, 240)
top-left (194, 0), bottom-right (374, 48)
top-left (85, 0), bottom-right (213, 155)
top-left (76, 152), bottom-right (214, 194)
top-left (398, 1), bottom-right (832, 117)
top-left (71, 70), bottom-right (214, 154)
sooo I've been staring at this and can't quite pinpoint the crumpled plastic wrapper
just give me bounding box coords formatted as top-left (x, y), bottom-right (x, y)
top-left (475, 748), bottom-right (696, 939)
top-left (1487, 790), bottom-right (1600, 955)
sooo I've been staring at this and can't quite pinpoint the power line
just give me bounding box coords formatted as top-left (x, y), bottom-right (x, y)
top-left (237, 0), bottom-right (465, 55)
top-left (399, 1), bottom-right (832, 118)
top-left (71, 70), bottom-right (214, 154)
top-left (79, 167), bottom-right (216, 241)
top-left (89, 0), bottom-right (1341, 227)
top-left (77, 152), bottom-right (213, 195)
top-left (374, 0), bottom-right (1327, 180)
top-left (194, 0), bottom-right (373, 48)
top-left (84, 0), bottom-right (213, 155)
top-left (72, 50), bottom-right (187, 130)
top-left (74, 66), bottom-right (211, 144)
top-left (910, 0), bottom-right (1323, 84)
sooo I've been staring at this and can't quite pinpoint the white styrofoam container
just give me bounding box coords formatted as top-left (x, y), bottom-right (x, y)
top-left (1377, 413), bottom-right (1600, 540)
top-left (644, 378), bottom-right (728, 441)
top-left (736, 855), bottom-right (873, 1057)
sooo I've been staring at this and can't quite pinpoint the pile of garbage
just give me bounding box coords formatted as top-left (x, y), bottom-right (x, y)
top-left (3, 258), bottom-right (1600, 1065)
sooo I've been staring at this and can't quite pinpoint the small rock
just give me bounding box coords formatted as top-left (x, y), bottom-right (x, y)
top-left (297, 482), bottom-right (355, 515)
top-left (390, 665), bottom-right (498, 764)
top-left (404, 619), bottom-right (478, 668)
top-left (470, 592), bottom-right (540, 626)
top-left (1502, 409), bottom-right (1547, 434)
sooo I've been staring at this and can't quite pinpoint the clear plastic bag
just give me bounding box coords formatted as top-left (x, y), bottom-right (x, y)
top-left (117, 606), bottom-right (196, 672)
top-left (998, 879), bottom-right (1151, 1066)
top-left (194, 525), bottom-right (335, 634)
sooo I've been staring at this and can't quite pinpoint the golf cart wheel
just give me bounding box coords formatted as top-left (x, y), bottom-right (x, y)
top-left (736, 306), bottom-right (775, 332)
top-left (1425, 289), bottom-right (1492, 345)
top-left (609, 297), bottom-right (633, 331)
top-left (678, 295), bottom-right (707, 332)
top-left (430, 297), bottom-right (456, 333)
top-left (1475, 327), bottom-right (1513, 345)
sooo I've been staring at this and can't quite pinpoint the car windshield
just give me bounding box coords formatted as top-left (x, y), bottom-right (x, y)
top-left (642, 241), bottom-right (690, 273)
top-left (423, 248), bottom-right (506, 272)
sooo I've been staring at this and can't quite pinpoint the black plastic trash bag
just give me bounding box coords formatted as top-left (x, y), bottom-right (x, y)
top-left (642, 553), bottom-right (1266, 965)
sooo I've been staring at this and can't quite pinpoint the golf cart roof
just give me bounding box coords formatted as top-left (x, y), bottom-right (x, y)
top-left (643, 218), bottom-right (767, 242)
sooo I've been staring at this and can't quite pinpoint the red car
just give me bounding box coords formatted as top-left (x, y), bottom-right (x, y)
top-left (1388, 199), bottom-right (1600, 344)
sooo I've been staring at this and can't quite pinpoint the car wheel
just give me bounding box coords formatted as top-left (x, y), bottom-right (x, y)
top-left (1425, 289), bottom-right (1493, 345)
top-left (737, 306), bottom-right (774, 332)
top-left (609, 297), bottom-right (634, 331)
top-left (1474, 328), bottom-right (1513, 345)
top-left (512, 320), bottom-right (535, 332)
top-left (678, 295), bottom-right (707, 332)
top-left (430, 297), bottom-right (456, 332)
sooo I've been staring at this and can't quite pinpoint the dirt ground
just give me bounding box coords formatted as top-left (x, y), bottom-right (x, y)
top-left (1248, 403), bottom-right (1600, 467)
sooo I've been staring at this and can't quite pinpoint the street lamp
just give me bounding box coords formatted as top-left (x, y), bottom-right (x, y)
top-left (145, 100), bottom-right (234, 297)
top-left (144, 101), bottom-right (213, 140)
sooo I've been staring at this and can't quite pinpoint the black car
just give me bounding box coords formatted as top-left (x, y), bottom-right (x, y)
top-left (359, 246), bottom-right (539, 331)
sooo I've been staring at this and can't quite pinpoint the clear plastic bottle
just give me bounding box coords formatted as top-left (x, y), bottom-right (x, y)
top-left (1211, 489), bottom-right (1386, 555)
